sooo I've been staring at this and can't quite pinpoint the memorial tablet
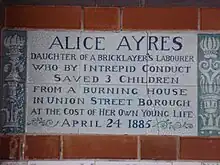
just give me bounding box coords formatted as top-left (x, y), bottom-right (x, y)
top-left (1, 29), bottom-right (220, 136)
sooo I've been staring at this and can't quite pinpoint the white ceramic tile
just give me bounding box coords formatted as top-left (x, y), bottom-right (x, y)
top-left (147, 32), bottom-right (197, 86)
top-left (95, 160), bottom-right (171, 165)
top-left (0, 161), bottom-right (27, 165)
top-left (28, 160), bottom-right (95, 165)
top-left (26, 83), bottom-right (80, 133)
top-left (201, 162), bottom-right (220, 165)
top-left (173, 161), bottom-right (201, 165)
top-left (148, 85), bottom-right (198, 136)
top-left (27, 31), bottom-right (81, 84)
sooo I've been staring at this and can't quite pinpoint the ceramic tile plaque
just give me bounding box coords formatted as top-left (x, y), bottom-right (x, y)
top-left (27, 161), bottom-right (220, 165)
top-left (1, 29), bottom-right (220, 136)
top-left (1, 161), bottom-right (220, 165)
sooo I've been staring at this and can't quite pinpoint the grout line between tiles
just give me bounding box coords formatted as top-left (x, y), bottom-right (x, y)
top-left (81, 7), bottom-right (84, 31)
top-left (120, 7), bottom-right (123, 31)
top-left (22, 134), bottom-right (26, 160)
top-left (137, 135), bottom-right (141, 160)
top-left (60, 135), bottom-right (63, 160)
top-left (198, 8), bottom-right (201, 30)
top-left (176, 136), bottom-right (180, 160)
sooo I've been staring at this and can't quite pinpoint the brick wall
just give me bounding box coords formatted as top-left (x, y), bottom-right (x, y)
top-left (1, 1), bottom-right (220, 162)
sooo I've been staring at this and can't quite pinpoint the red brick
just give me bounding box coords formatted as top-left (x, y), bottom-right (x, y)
top-left (180, 137), bottom-right (220, 160)
top-left (123, 7), bottom-right (198, 30)
top-left (0, 135), bottom-right (23, 160)
top-left (84, 7), bottom-right (120, 30)
top-left (5, 6), bottom-right (81, 29)
top-left (63, 135), bottom-right (137, 159)
top-left (24, 135), bottom-right (60, 159)
top-left (201, 8), bottom-right (220, 30)
top-left (141, 135), bottom-right (177, 160)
